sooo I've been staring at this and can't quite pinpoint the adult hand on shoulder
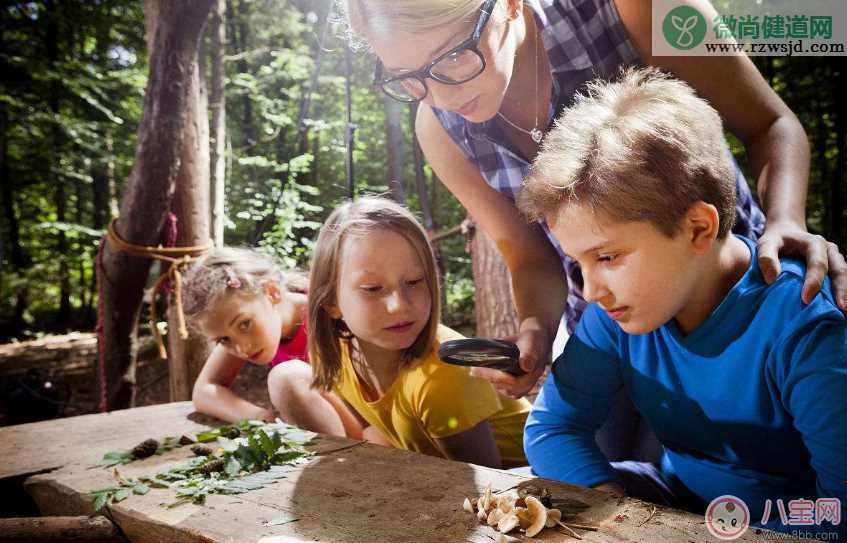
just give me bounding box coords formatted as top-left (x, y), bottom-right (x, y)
top-left (470, 327), bottom-right (549, 399)
top-left (757, 220), bottom-right (847, 312)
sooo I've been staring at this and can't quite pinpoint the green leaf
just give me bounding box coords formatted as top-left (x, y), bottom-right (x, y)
top-left (132, 483), bottom-right (150, 495)
top-left (217, 436), bottom-right (239, 452)
top-left (196, 430), bottom-right (219, 443)
top-left (113, 488), bottom-right (130, 502)
top-left (99, 450), bottom-right (133, 466)
top-left (92, 492), bottom-right (109, 512)
top-left (224, 457), bottom-right (241, 477)
top-left (258, 429), bottom-right (276, 457)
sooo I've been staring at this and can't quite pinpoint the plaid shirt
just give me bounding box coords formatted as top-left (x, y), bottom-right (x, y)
top-left (431, 0), bottom-right (765, 333)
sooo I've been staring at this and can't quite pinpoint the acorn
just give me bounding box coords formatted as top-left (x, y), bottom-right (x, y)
top-left (191, 445), bottom-right (213, 457)
top-left (199, 458), bottom-right (225, 474)
top-left (130, 438), bottom-right (159, 459)
top-left (223, 426), bottom-right (241, 439)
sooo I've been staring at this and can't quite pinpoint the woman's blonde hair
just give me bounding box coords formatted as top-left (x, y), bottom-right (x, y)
top-left (308, 197), bottom-right (441, 391)
top-left (181, 247), bottom-right (308, 324)
top-left (336, 0), bottom-right (490, 48)
top-left (519, 67), bottom-right (737, 239)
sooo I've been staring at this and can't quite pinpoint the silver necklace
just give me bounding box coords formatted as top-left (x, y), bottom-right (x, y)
top-left (498, 20), bottom-right (543, 144)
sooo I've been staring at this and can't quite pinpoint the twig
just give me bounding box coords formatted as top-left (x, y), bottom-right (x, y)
top-left (637, 505), bottom-right (657, 527)
top-left (556, 521), bottom-right (582, 540)
top-left (562, 522), bottom-right (598, 531)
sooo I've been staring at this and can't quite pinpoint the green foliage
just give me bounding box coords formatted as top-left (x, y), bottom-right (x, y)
top-left (90, 421), bottom-right (314, 511)
top-left (1, 0), bottom-right (147, 340)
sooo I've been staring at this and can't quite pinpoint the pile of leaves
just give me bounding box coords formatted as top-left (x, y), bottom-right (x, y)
top-left (91, 420), bottom-right (314, 510)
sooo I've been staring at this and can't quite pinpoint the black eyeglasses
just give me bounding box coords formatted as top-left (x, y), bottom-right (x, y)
top-left (373, 0), bottom-right (496, 103)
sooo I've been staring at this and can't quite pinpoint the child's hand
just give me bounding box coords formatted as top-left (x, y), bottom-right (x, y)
top-left (470, 327), bottom-right (549, 399)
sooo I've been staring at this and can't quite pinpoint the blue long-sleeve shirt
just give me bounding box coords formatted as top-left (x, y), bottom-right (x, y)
top-left (525, 237), bottom-right (847, 535)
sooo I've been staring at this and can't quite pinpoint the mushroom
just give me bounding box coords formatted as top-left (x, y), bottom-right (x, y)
top-left (498, 490), bottom-right (519, 512)
top-left (497, 511), bottom-right (520, 534)
top-left (496, 535), bottom-right (522, 543)
top-left (516, 507), bottom-right (531, 530)
top-left (487, 507), bottom-right (506, 526)
top-left (545, 507), bottom-right (562, 528)
top-left (481, 486), bottom-right (494, 512)
top-left (523, 496), bottom-right (548, 538)
top-left (463, 497), bottom-right (474, 513)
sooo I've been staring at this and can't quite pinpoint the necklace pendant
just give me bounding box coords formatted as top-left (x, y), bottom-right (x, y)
top-left (530, 127), bottom-right (543, 144)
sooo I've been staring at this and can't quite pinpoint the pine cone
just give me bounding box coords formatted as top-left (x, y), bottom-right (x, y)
top-left (131, 438), bottom-right (159, 459)
top-left (199, 458), bottom-right (225, 474)
top-left (178, 435), bottom-right (195, 446)
top-left (191, 445), bottom-right (213, 457)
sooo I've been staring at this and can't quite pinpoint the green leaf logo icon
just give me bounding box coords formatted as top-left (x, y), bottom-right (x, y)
top-left (663, 6), bottom-right (707, 50)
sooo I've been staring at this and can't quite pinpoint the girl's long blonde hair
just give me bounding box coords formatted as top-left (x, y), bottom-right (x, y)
top-left (308, 197), bottom-right (441, 391)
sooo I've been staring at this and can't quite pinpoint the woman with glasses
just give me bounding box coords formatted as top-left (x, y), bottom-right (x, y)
top-left (339, 0), bottom-right (847, 480)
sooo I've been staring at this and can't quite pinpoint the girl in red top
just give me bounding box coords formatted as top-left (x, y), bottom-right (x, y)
top-left (182, 247), bottom-right (359, 436)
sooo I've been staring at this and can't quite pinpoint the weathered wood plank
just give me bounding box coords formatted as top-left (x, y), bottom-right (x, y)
top-left (4, 402), bottom-right (776, 542)
top-left (0, 402), bottom-right (207, 479)
top-left (0, 515), bottom-right (121, 542)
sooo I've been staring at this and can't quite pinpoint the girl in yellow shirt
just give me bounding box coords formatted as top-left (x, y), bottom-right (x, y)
top-left (306, 197), bottom-right (529, 468)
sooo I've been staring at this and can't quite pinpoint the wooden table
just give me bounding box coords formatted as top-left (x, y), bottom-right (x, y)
top-left (0, 402), bottom-right (771, 542)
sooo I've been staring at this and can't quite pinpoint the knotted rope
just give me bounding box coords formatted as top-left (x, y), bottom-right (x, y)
top-left (106, 218), bottom-right (212, 358)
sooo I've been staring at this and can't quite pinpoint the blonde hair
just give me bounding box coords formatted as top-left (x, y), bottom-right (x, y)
top-left (519, 67), bottom-right (736, 239)
top-left (337, 0), bottom-right (490, 49)
top-left (181, 247), bottom-right (308, 324)
top-left (308, 197), bottom-right (441, 391)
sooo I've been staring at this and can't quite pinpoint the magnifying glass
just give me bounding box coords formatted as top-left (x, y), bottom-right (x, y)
top-left (438, 338), bottom-right (524, 376)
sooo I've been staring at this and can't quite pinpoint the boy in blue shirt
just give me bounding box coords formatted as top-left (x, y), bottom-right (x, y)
top-left (518, 67), bottom-right (846, 537)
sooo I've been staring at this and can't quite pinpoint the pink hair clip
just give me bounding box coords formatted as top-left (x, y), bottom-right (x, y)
top-left (226, 276), bottom-right (242, 289)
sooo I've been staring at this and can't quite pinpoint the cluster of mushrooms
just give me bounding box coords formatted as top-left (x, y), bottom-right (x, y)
top-left (463, 486), bottom-right (579, 540)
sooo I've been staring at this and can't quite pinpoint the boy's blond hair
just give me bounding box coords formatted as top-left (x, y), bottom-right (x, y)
top-left (308, 196), bottom-right (441, 391)
top-left (519, 67), bottom-right (736, 239)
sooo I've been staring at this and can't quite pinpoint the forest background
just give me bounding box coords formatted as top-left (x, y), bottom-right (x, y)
top-left (1, 0), bottom-right (845, 346)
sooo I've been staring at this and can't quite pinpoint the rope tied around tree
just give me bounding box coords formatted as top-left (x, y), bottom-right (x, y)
top-left (105, 217), bottom-right (213, 358)
top-left (95, 215), bottom-right (213, 411)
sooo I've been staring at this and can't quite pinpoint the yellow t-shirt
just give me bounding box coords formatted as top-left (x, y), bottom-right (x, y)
top-left (333, 324), bottom-right (530, 465)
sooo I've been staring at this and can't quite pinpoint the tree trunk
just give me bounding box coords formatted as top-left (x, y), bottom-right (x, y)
top-left (45, 0), bottom-right (71, 327)
top-left (0, 104), bottom-right (30, 335)
top-left (833, 76), bottom-right (845, 247)
top-left (236, 0), bottom-right (254, 146)
top-left (167, 25), bottom-right (213, 403)
top-left (75, 178), bottom-right (88, 318)
top-left (99, 0), bottom-right (214, 410)
top-left (310, 130), bottom-right (320, 187)
top-left (90, 132), bottom-right (114, 322)
top-left (383, 95), bottom-right (405, 203)
top-left (209, 0), bottom-right (226, 247)
top-left (408, 103), bottom-right (436, 233)
top-left (469, 224), bottom-right (519, 338)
